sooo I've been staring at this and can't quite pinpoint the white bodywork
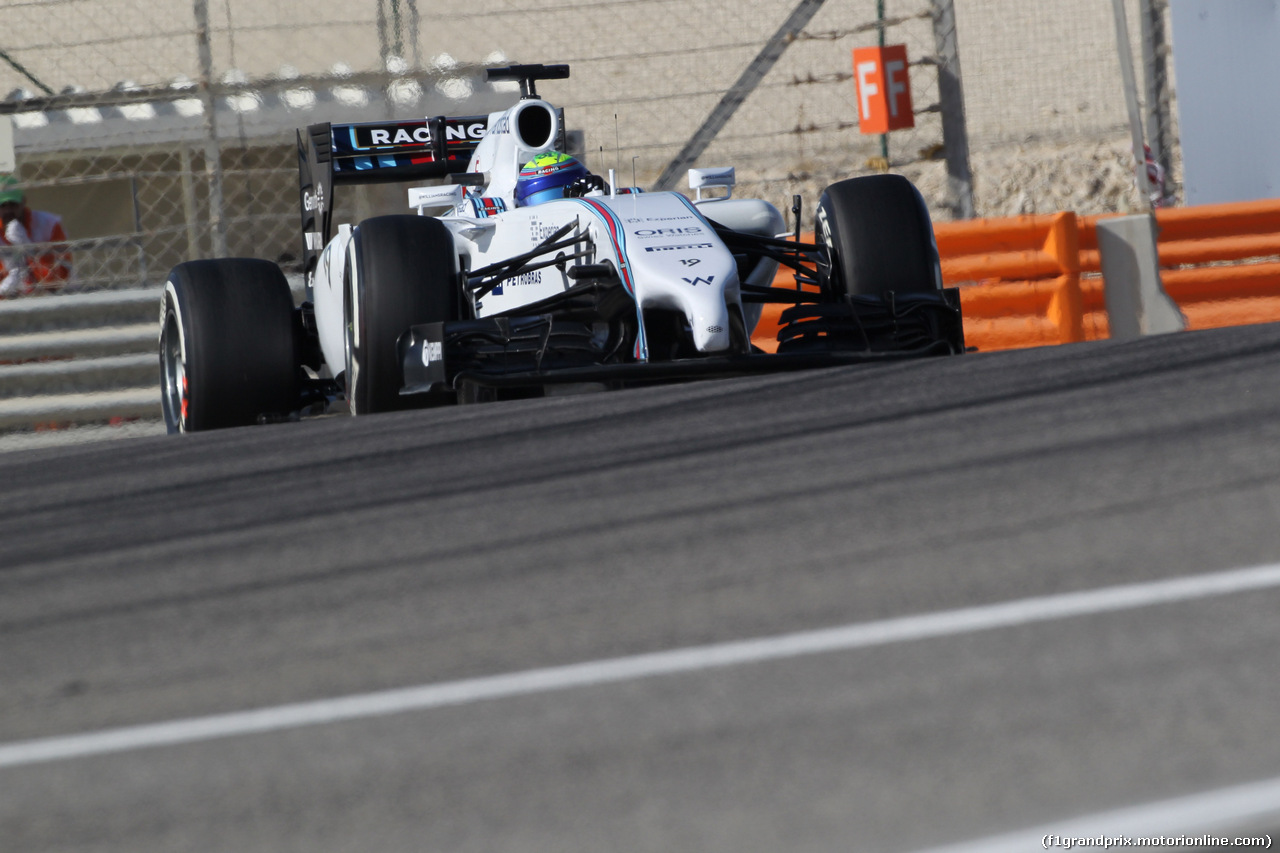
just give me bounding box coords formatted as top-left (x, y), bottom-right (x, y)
top-left (311, 97), bottom-right (782, 375)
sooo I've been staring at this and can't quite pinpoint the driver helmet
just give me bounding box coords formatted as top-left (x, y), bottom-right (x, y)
top-left (515, 151), bottom-right (587, 207)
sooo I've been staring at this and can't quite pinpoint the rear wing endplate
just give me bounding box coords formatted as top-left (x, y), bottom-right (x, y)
top-left (297, 114), bottom-right (489, 275)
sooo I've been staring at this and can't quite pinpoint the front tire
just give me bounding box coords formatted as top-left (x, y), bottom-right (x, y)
top-left (815, 174), bottom-right (942, 299)
top-left (344, 215), bottom-right (458, 415)
top-left (160, 259), bottom-right (299, 433)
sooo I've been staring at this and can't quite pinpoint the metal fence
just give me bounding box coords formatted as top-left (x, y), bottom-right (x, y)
top-left (0, 0), bottom-right (1174, 294)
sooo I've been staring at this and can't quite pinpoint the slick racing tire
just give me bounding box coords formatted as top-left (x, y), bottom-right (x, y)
top-left (344, 215), bottom-right (458, 415)
top-left (815, 174), bottom-right (943, 299)
top-left (160, 259), bottom-right (299, 434)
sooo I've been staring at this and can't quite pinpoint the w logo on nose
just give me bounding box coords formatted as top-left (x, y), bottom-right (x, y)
top-left (683, 275), bottom-right (716, 287)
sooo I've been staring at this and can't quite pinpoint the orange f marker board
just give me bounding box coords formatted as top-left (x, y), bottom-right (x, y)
top-left (853, 45), bottom-right (915, 134)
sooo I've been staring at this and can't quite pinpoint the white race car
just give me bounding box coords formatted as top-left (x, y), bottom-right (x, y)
top-left (159, 63), bottom-right (963, 432)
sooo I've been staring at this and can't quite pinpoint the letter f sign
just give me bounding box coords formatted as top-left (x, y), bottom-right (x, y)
top-left (852, 45), bottom-right (915, 134)
top-left (857, 60), bottom-right (880, 127)
top-left (886, 59), bottom-right (907, 118)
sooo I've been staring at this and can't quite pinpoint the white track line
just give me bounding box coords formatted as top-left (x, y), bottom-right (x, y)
top-left (4, 562), bottom-right (1280, 770)
top-left (909, 775), bottom-right (1280, 852)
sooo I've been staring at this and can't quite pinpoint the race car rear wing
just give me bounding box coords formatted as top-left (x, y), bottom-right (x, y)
top-left (297, 114), bottom-right (489, 274)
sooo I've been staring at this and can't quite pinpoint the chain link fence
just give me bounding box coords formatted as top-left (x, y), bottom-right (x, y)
top-left (954, 0), bottom-right (1178, 216)
top-left (0, 0), bottom-right (1174, 294)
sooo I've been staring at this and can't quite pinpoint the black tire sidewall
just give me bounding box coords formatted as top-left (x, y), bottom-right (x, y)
top-left (347, 215), bottom-right (458, 414)
top-left (816, 174), bottom-right (941, 298)
top-left (164, 259), bottom-right (298, 431)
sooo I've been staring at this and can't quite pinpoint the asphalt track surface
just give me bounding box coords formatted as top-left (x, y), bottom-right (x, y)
top-left (5, 323), bottom-right (1280, 852)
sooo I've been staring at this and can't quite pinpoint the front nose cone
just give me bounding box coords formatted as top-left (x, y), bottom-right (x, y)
top-left (691, 304), bottom-right (732, 352)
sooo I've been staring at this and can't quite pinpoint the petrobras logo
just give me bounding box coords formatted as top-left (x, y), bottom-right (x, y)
top-left (303, 184), bottom-right (325, 213)
top-left (634, 227), bottom-right (703, 239)
top-left (643, 243), bottom-right (714, 252)
top-left (509, 269), bottom-right (542, 288)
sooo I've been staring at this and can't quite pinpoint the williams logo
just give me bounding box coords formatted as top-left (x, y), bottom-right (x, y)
top-left (683, 275), bottom-right (716, 287)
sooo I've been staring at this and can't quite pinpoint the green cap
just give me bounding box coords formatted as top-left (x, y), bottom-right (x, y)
top-left (0, 174), bottom-right (23, 205)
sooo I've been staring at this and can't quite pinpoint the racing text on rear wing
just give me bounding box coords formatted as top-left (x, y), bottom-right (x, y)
top-left (330, 115), bottom-right (490, 176)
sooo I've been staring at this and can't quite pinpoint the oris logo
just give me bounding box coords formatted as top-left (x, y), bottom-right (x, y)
top-left (634, 227), bottom-right (703, 238)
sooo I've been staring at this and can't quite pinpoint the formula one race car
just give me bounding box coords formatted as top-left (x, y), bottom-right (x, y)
top-left (159, 63), bottom-right (963, 432)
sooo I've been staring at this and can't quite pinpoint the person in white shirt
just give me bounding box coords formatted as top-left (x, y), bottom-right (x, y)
top-left (0, 175), bottom-right (73, 298)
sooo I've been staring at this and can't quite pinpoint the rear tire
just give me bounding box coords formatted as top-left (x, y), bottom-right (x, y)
top-left (815, 174), bottom-right (942, 298)
top-left (344, 215), bottom-right (458, 415)
top-left (160, 259), bottom-right (299, 433)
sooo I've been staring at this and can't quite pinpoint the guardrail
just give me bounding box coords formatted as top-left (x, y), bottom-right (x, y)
top-left (0, 275), bottom-right (317, 432)
top-left (755, 198), bottom-right (1280, 352)
top-left (940, 199), bottom-right (1280, 351)
top-left (935, 211), bottom-right (1090, 351)
top-left (1083, 200), bottom-right (1280, 334)
top-left (752, 216), bottom-right (1092, 353)
top-left (0, 287), bottom-right (161, 431)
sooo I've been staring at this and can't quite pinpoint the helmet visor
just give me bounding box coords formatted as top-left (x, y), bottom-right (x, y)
top-left (520, 186), bottom-right (570, 206)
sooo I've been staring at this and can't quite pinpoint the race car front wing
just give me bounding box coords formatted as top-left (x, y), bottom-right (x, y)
top-left (398, 288), bottom-right (964, 401)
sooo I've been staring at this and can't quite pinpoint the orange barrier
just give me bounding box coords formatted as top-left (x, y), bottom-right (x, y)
top-left (935, 212), bottom-right (1086, 351)
top-left (1080, 200), bottom-right (1280, 270)
top-left (927, 199), bottom-right (1280, 348)
top-left (1081, 200), bottom-right (1280, 333)
top-left (753, 198), bottom-right (1280, 353)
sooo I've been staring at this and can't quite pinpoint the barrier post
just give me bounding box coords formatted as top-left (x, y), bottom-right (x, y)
top-left (1097, 214), bottom-right (1185, 339)
top-left (1044, 212), bottom-right (1084, 343)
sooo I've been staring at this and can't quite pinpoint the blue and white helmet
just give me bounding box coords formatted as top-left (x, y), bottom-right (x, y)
top-left (515, 151), bottom-right (588, 207)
